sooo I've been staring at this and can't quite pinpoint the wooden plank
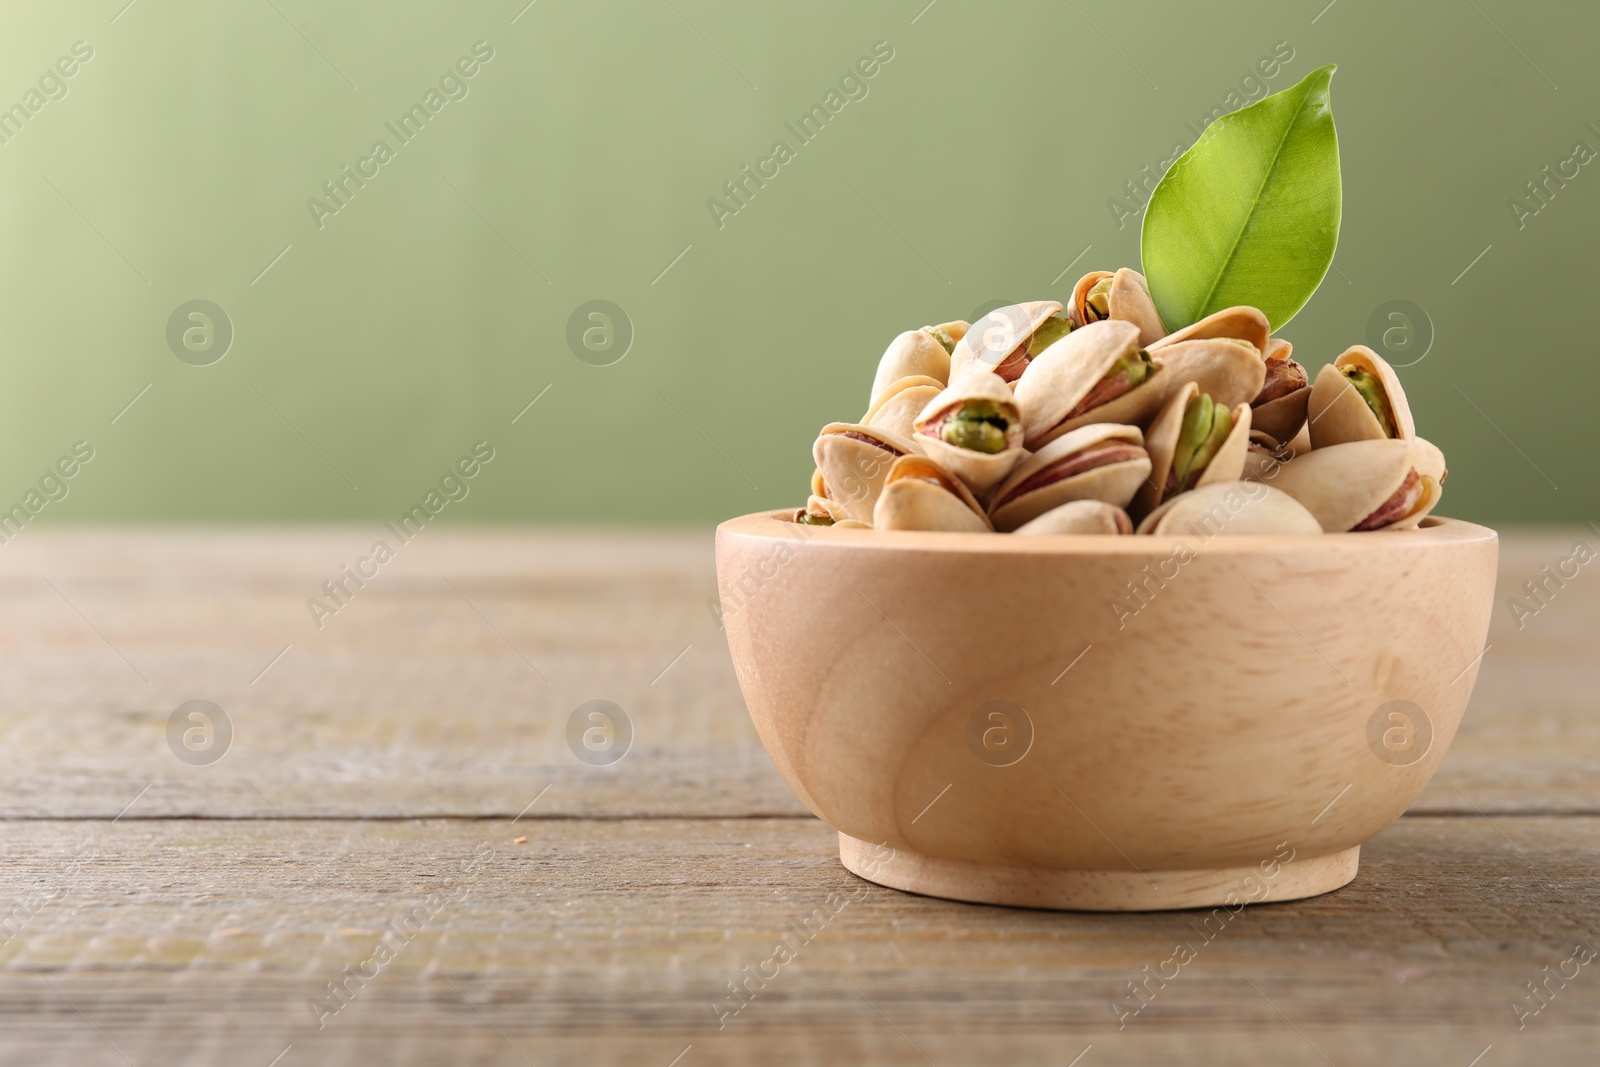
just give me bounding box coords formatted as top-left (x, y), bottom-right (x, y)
top-left (0, 528), bottom-right (1594, 817)
top-left (0, 814), bottom-right (1595, 1065)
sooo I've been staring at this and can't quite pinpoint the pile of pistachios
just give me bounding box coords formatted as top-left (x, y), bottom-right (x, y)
top-left (799, 268), bottom-right (1446, 536)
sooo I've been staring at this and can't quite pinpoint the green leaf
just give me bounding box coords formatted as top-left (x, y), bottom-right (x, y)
top-left (1141, 64), bottom-right (1341, 333)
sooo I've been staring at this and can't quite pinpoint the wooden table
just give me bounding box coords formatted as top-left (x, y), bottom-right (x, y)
top-left (0, 527), bottom-right (1594, 1065)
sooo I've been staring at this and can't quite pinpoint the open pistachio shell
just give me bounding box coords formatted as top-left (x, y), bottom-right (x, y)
top-left (1286, 422), bottom-right (1312, 456)
top-left (1148, 306), bottom-right (1270, 358)
top-left (870, 329), bottom-right (953, 407)
top-left (1013, 320), bottom-right (1145, 446)
top-left (810, 467), bottom-right (827, 499)
top-left (812, 423), bottom-right (919, 524)
top-left (1266, 439), bottom-right (1439, 532)
top-left (1017, 320), bottom-right (1266, 448)
top-left (1242, 430), bottom-right (1293, 482)
top-left (933, 320), bottom-right (970, 345)
top-left (1251, 370), bottom-right (1311, 445)
top-left (1143, 338), bottom-right (1266, 408)
top-left (794, 494), bottom-right (850, 526)
top-left (873, 454), bottom-right (993, 533)
top-left (1412, 437), bottom-right (1448, 483)
top-left (949, 301), bottom-right (1065, 381)
top-left (863, 375), bottom-right (945, 439)
top-left (912, 372), bottom-right (1027, 494)
top-left (1132, 383), bottom-right (1253, 519)
top-left (987, 423), bottom-right (1152, 533)
top-left (1135, 482), bottom-right (1322, 536)
top-left (1306, 345), bottom-right (1417, 448)
top-left (1012, 499), bottom-right (1132, 536)
top-left (1068, 268), bottom-right (1167, 346)
top-left (1251, 337), bottom-right (1309, 440)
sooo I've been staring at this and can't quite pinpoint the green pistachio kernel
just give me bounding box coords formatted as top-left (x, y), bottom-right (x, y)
top-left (1171, 394), bottom-right (1233, 492)
top-left (1342, 367), bottom-right (1397, 437)
top-left (796, 511), bottom-right (835, 526)
top-left (923, 325), bottom-right (957, 355)
top-left (1026, 314), bottom-right (1073, 355)
top-left (1113, 348), bottom-right (1155, 389)
top-left (1085, 276), bottom-right (1114, 319)
top-left (941, 398), bottom-right (1012, 455)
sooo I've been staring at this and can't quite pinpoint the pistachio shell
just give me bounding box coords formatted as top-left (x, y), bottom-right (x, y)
top-left (1135, 482), bottom-right (1322, 536)
top-left (1266, 439), bottom-right (1432, 532)
top-left (1286, 422), bottom-right (1312, 456)
top-left (1068, 268), bottom-right (1167, 345)
top-left (863, 375), bottom-right (945, 439)
top-left (1265, 337), bottom-right (1293, 362)
top-left (806, 494), bottom-right (849, 521)
top-left (812, 423), bottom-right (919, 524)
top-left (1384, 476), bottom-right (1442, 531)
top-left (1132, 383), bottom-right (1253, 519)
top-left (810, 467), bottom-right (827, 499)
top-left (949, 301), bottom-right (1064, 380)
top-left (1028, 334), bottom-right (1266, 449)
top-left (1411, 437), bottom-right (1448, 483)
top-left (1242, 430), bottom-right (1292, 482)
top-left (1013, 320), bottom-right (1143, 446)
top-left (1306, 345), bottom-right (1416, 448)
top-left (988, 423), bottom-right (1151, 532)
top-left (912, 371), bottom-right (1027, 494)
top-left (1144, 338), bottom-right (1267, 408)
top-left (873, 454), bottom-right (993, 533)
top-left (870, 330), bottom-right (951, 407)
top-left (1148, 306), bottom-right (1270, 358)
top-left (1012, 499), bottom-right (1132, 536)
top-left (1069, 271), bottom-right (1111, 326)
top-left (1251, 379), bottom-right (1311, 445)
top-left (932, 320), bottom-right (970, 344)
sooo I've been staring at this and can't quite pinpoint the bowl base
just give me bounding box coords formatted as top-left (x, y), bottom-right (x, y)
top-left (839, 834), bottom-right (1359, 912)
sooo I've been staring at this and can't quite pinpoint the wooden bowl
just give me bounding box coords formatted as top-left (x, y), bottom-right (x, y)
top-left (715, 512), bottom-right (1497, 911)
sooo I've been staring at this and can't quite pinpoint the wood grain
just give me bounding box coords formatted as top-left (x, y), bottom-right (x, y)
top-left (0, 527), bottom-right (1596, 1063)
top-left (0, 528), bottom-right (1594, 818)
top-left (719, 513), bottom-right (1497, 909)
top-left (0, 816), bottom-right (1596, 1065)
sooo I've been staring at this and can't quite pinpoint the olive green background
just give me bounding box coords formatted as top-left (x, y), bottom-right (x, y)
top-left (1, 0), bottom-right (1593, 525)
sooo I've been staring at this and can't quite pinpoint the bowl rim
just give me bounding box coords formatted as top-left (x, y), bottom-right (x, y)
top-left (718, 511), bottom-right (1496, 556)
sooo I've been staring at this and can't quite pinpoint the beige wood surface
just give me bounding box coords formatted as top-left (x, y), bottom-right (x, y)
top-left (1, 527), bottom-right (1597, 1064)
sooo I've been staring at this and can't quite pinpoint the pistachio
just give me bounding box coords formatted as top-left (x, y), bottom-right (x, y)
top-left (924, 325), bottom-right (958, 354)
top-left (1131, 382), bottom-right (1253, 519)
top-left (799, 296), bottom-right (1447, 537)
top-left (994, 312), bottom-right (1074, 381)
top-left (1135, 482), bottom-right (1322, 536)
top-left (988, 423), bottom-right (1151, 532)
top-left (1028, 314), bottom-right (1074, 354)
top-left (1267, 439), bottom-right (1441, 532)
top-left (1171, 394), bottom-right (1234, 493)
top-left (812, 423), bottom-right (919, 524)
top-left (1069, 269), bottom-right (1167, 345)
top-left (949, 301), bottom-right (1064, 381)
top-left (1072, 349), bottom-right (1155, 416)
top-left (941, 399), bottom-right (1012, 454)
top-left (913, 373), bottom-right (1026, 493)
top-left (1343, 367), bottom-right (1396, 438)
top-left (873, 455), bottom-right (993, 532)
top-left (1084, 275), bottom-right (1114, 320)
top-left (1148, 306), bottom-right (1270, 358)
top-left (869, 330), bottom-right (952, 408)
top-left (1307, 346), bottom-right (1416, 449)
